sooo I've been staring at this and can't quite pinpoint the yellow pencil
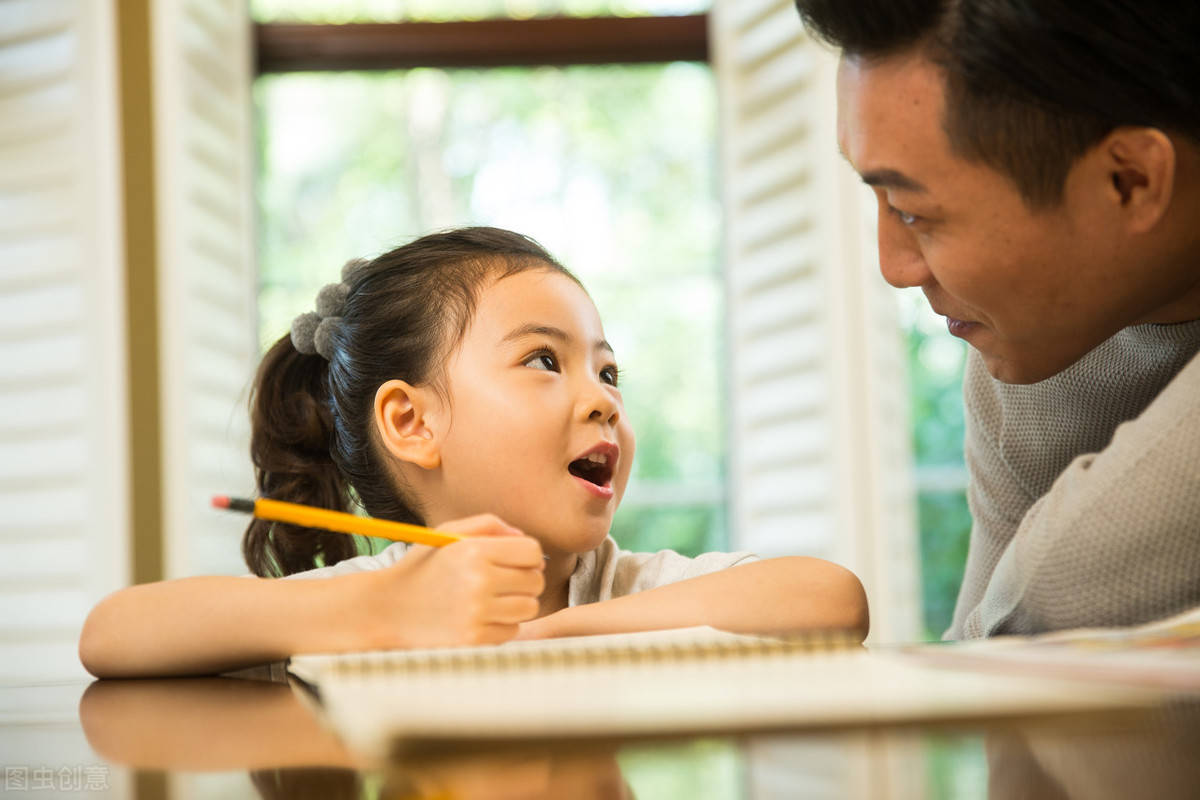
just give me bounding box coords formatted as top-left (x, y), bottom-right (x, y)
top-left (211, 495), bottom-right (461, 548)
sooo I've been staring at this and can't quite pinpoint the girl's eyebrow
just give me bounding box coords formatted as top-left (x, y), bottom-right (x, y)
top-left (502, 323), bottom-right (615, 356)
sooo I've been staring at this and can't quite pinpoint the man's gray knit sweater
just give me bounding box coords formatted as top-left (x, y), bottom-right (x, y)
top-left (949, 320), bottom-right (1200, 639)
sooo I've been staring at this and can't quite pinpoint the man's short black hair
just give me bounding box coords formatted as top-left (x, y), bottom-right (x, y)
top-left (795, 0), bottom-right (1200, 207)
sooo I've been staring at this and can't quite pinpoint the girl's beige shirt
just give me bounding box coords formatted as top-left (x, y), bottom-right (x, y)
top-left (278, 535), bottom-right (758, 607)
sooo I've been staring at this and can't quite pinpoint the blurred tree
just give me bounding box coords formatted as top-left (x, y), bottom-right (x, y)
top-left (255, 64), bottom-right (725, 558)
top-left (901, 291), bottom-right (970, 640)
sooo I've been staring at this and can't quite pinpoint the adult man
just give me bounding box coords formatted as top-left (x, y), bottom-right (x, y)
top-left (791, 1), bottom-right (1200, 637)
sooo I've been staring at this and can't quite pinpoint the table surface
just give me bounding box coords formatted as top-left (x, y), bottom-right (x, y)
top-left (3, 675), bottom-right (1199, 800)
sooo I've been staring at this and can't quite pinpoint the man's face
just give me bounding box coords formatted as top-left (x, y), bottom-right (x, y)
top-left (836, 53), bottom-right (1174, 383)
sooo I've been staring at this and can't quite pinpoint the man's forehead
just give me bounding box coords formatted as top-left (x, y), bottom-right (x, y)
top-left (836, 53), bottom-right (946, 173)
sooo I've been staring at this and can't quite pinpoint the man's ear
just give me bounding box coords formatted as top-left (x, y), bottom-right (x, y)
top-left (373, 380), bottom-right (442, 470)
top-left (1103, 126), bottom-right (1176, 234)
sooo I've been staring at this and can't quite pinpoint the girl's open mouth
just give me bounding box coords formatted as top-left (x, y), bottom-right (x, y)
top-left (568, 453), bottom-right (613, 487)
top-left (567, 443), bottom-right (617, 498)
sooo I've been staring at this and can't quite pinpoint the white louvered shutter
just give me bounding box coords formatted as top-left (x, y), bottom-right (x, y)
top-left (712, 2), bottom-right (924, 792)
top-left (710, 0), bottom-right (920, 644)
top-left (0, 0), bottom-right (128, 681)
top-left (151, 0), bottom-right (256, 578)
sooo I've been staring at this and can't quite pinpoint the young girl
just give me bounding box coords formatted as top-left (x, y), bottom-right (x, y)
top-left (79, 227), bottom-right (868, 678)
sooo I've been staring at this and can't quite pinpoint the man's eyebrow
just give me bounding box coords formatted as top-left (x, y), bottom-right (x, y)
top-left (502, 323), bottom-right (614, 355)
top-left (859, 168), bottom-right (928, 193)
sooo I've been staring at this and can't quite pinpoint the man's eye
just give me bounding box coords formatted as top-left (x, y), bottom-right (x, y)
top-left (888, 205), bottom-right (919, 226)
top-left (600, 365), bottom-right (620, 386)
top-left (524, 352), bottom-right (558, 371)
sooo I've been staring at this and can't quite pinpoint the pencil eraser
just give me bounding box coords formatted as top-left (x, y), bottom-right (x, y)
top-left (211, 495), bottom-right (231, 509)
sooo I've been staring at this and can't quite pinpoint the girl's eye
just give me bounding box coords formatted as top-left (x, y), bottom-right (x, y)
top-left (524, 351), bottom-right (559, 372)
top-left (600, 365), bottom-right (619, 387)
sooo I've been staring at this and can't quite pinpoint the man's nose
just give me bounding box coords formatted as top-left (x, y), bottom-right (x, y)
top-left (876, 210), bottom-right (932, 289)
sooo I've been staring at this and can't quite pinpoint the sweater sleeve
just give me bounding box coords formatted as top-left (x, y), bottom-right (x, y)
top-left (953, 350), bottom-right (1200, 639)
top-left (946, 351), bottom-right (1037, 638)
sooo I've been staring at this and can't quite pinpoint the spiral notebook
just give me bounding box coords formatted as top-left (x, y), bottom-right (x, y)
top-left (286, 626), bottom-right (1161, 758)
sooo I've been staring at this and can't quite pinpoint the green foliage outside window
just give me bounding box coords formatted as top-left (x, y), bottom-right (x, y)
top-left (902, 292), bottom-right (971, 640)
top-left (916, 490), bottom-right (972, 639)
top-left (254, 64), bottom-right (725, 559)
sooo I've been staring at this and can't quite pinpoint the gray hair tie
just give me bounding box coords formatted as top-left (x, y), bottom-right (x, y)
top-left (290, 258), bottom-right (368, 359)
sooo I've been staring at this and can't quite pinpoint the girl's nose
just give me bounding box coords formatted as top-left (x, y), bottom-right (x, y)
top-left (581, 381), bottom-right (621, 426)
top-left (876, 206), bottom-right (933, 289)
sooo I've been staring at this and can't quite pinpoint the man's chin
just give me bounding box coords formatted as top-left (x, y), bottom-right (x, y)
top-left (978, 346), bottom-right (1088, 385)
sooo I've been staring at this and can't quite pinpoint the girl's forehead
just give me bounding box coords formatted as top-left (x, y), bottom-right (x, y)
top-left (475, 269), bottom-right (604, 336)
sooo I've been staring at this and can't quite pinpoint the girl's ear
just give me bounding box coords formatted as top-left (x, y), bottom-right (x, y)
top-left (373, 380), bottom-right (443, 470)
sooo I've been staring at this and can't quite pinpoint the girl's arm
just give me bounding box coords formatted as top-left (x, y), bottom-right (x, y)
top-left (79, 515), bottom-right (545, 678)
top-left (518, 557), bottom-right (869, 642)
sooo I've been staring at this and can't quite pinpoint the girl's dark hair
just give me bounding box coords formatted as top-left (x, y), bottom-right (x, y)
top-left (243, 227), bottom-right (575, 577)
top-left (794, 0), bottom-right (1200, 207)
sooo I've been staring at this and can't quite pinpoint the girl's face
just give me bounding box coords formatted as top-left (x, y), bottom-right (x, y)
top-left (425, 268), bottom-right (635, 556)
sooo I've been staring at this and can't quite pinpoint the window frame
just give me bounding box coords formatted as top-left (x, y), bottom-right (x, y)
top-left (254, 15), bottom-right (709, 73)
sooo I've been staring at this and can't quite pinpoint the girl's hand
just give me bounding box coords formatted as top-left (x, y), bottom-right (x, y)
top-left (349, 514), bottom-right (545, 650)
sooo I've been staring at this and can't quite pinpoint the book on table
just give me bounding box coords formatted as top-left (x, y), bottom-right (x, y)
top-left (906, 605), bottom-right (1200, 691)
top-left (286, 625), bottom-right (1166, 759)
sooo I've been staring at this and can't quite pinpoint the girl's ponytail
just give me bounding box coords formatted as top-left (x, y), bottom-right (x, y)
top-left (242, 335), bottom-right (361, 577)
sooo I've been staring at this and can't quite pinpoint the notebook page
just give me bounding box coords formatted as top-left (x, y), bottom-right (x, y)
top-left (287, 627), bottom-right (1161, 759)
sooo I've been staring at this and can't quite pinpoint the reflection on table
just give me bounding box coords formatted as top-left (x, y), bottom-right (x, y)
top-left (986, 700), bottom-right (1200, 800)
top-left (3, 675), bottom-right (1197, 799)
